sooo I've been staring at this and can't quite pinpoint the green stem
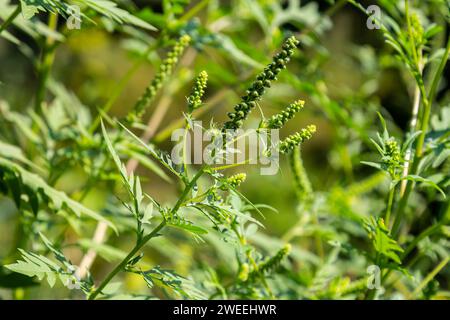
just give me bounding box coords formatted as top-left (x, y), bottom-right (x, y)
top-left (392, 182), bottom-right (411, 237)
top-left (89, 166), bottom-right (205, 299)
top-left (178, 0), bottom-right (209, 23)
top-left (405, 0), bottom-right (419, 67)
top-left (35, 13), bottom-right (58, 114)
top-left (427, 36), bottom-right (450, 108)
top-left (182, 123), bottom-right (190, 178)
top-left (402, 222), bottom-right (443, 259)
top-left (402, 200), bottom-right (449, 259)
top-left (0, 5), bottom-right (20, 35)
top-left (88, 220), bottom-right (166, 300)
top-left (411, 256), bottom-right (449, 298)
top-left (385, 186), bottom-right (395, 227)
top-left (392, 34), bottom-right (450, 238)
top-left (182, 191), bottom-right (209, 206)
top-left (171, 167), bottom-right (205, 214)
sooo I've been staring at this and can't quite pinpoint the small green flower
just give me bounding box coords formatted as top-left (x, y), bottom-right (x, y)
top-left (410, 13), bottom-right (424, 46)
top-left (222, 173), bottom-right (247, 190)
top-left (238, 263), bottom-right (250, 282)
top-left (279, 125), bottom-right (316, 154)
top-left (383, 138), bottom-right (402, 178)
top-left (223, 36), bottom-right (300, 130)
top-left (128, 35), bottom-right (191, 121)
top-left (209, 188), bottom-right (222, 202)
top-left (264, 100), bottom-right (305, 129)
top-left (188, 70), bottom-right (208, 112)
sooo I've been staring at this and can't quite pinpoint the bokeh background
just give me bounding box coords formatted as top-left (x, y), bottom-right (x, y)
top-left (0, 0), bottom-right (449, 299)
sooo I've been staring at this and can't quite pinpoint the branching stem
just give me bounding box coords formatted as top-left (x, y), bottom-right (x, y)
top-left (88, 220), bottom-right (166, 300)
top-left (89, 166), bottom-right (205, 299)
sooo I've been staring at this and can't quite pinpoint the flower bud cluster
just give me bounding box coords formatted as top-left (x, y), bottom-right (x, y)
top-left (188, 71), bottom-right (208, 112)
top-left (264, 100), bottom-right (304, 129)
top-left (223, 36), bottom-right (300, 130)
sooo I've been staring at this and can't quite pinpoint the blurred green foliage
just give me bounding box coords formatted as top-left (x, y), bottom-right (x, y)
top-left (0, 0), bottom-right (449, 300)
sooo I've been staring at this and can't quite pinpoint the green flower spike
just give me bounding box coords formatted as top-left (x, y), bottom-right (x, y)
top-left (128, 35), bottom-right (191, 121)
top-left (188, 70), bottom-right (208, 112)
top-left (279, 125), bottom-right (316, 154)
top-left (238, 263), bottom-right (250, 282)
top-left (223, 36), bottom-right (300, 131)
top-left (248, 244), bottom-right (291, 280)
top-left (264, 100), bottom-right (305, 129)
top-left (258, 244), bottom-right (291, 274)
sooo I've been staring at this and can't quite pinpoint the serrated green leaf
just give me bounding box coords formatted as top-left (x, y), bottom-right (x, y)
top-left (0, 157), bottom-right (116, 231)
top-left (365, 217), bottom-right (404, 264)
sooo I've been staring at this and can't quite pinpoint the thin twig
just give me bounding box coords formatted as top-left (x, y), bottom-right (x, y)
top-left (392, 38), bottom-right (450, 237)
top-left (88, 220), bottom-right (167, 300)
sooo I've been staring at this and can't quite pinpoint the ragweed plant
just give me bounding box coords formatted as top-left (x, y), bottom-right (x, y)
top-left (223, 36), bottom-right (300, 130)
top-left (0, 24), bottom-right (310, 298)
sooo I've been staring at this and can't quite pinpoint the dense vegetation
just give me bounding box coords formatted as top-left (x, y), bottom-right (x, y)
top-left (0, 0), bottom-right (449, 300)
